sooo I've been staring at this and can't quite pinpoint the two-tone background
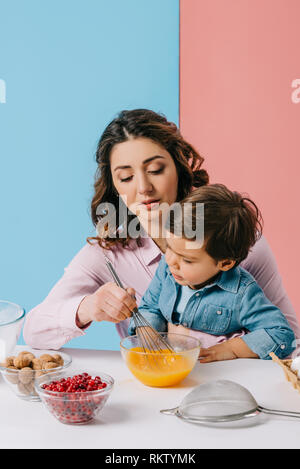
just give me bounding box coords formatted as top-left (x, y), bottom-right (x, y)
top-left (1, 0), bottom-right (299, 350)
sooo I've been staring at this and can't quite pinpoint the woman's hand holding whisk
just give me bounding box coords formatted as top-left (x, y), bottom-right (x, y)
top-left (76, 283), bottom-right (137, 328)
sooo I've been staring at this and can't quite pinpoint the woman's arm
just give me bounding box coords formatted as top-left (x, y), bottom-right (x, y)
top-left (241, 235), bottom-right (300, 340)
top-left (23, 242), bottom-right (135, 349)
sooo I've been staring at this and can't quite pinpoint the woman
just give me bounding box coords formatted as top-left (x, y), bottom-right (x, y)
top-left (23, 109), bottom-right (300, 350)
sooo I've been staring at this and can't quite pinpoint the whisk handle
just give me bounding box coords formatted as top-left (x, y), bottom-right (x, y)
top-left (105, 258), bottom-right (124, 289)
top-left (105, 257), bottom-right (138, 313)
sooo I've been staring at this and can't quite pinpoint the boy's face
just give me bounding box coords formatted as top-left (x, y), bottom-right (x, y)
top-left (165, 233), bottom-right (234, 289)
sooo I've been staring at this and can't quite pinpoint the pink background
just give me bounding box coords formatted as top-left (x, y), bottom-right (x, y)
top-left (180, 0), bottom-right (300, 320)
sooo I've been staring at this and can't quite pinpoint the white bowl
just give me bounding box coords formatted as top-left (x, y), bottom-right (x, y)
top-left (0, 300), bottom-right (25, 362)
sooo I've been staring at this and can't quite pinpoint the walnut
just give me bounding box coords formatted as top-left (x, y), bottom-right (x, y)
top-left (31, 358), bottom-right (43, 370)
top-left (52, 354), bottom-right (64, 366)
top-left (21, 352), bottom-right (35, 361)
top-left (13, 355), bottom-right (32, 369)
top-left (1, 356), bottom-right (15, 368)
top-left (42, 361), bottom-right (58, 370)
top-left (21, 354), bottom-right (34, 367)
top-left (39, 354), bottom-right (55, 363)
top-left (19, 367), bottom-right (34, 385)
top-left (17, 350), bottom-right (31, 356)
top-left (18, 350), bottom-right (35, 357)
top-left (5, 366), bottom-right (19, 384)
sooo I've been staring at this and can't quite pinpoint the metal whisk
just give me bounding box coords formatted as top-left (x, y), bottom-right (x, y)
top-left (104, 257), bottom-right (174, 354)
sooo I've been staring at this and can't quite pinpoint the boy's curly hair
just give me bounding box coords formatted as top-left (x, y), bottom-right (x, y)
top-left (168, 184), bottom-right (263, 266)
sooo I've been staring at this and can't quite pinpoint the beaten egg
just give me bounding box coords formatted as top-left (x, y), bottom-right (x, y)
top-left (125, 347), bottom-right (195, 387)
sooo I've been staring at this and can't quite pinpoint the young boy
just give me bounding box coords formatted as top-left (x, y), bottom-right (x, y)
top-left (128, 184), bottom-right (295, 362)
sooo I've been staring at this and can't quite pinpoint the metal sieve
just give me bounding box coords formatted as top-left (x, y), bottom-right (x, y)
top-left (160, 379), bottom-right (300, 423)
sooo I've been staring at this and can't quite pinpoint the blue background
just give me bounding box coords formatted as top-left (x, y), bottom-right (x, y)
top-left (0, 0), bottom-right (179, 350)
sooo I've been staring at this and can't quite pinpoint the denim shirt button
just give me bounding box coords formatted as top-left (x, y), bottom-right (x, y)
top-left (195, 293), bottom-right (200, 297)
top-left (280, 344), bottom-right (286, 349)
top-left (217, 310), bottom-right (222, 315)
top-left (183, 322), bottom-right (188, 327)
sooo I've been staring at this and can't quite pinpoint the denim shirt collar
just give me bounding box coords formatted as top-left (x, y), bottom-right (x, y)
top-left (215, 267), bottom-right (241, 293)
top-left (165, 264), bottom-right (241, 294)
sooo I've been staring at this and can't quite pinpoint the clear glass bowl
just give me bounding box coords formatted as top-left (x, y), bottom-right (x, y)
top-left (35, 369), bottom-right (114, 425)
top-left (120, 332), bottom-right (201, 387)
top-left (0, 301), bottom-right (25, 362)
top-left (0, 347), bottom-right (72, 401)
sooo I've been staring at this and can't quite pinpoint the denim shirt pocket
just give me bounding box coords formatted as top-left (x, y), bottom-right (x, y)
top-left (200, 304), bottom-right (232, 334)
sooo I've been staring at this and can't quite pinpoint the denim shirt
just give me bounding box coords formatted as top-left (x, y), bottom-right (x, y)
top-left (128, 256), bottom-right (296, 359)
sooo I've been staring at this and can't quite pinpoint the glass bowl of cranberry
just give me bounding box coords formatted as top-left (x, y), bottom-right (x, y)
top-left (35, 369), bottom-right (114, 424)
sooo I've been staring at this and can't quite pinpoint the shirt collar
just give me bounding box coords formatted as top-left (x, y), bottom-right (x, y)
top-left (140, 233), bottom-right (162, 266)
top-left (215, 267), bottom-right (241, 293)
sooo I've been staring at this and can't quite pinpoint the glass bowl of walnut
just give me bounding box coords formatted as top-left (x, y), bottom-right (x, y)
top-left (0, 347), bottom-right (72, 401)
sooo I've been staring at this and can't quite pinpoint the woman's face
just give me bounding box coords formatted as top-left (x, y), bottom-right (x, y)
top-left (110, 137), bottom-right (178, 234)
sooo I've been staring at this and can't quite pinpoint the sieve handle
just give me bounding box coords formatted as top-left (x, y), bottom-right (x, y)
top-left (160, 407), bottom-right (179, 416)
top-left (258, 405), bottom-right (300, 419)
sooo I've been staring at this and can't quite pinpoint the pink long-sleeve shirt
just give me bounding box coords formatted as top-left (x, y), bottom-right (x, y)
top-left (23, 234), bottom-right (300, 350)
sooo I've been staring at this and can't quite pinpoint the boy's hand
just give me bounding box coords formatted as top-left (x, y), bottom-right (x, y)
top-left (199, 342), bottom-right (238, 363)
top-left (199, 337), bottom-right (259, 363)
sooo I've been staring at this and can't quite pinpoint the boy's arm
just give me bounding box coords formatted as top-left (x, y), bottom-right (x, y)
top-left (200, 281), bottom-right (296, 362)
top-left (238, 281), bottom-right (296, 359)
top-left (128, 257), bottom-right (168, 335)
top-left (199, 337), bottom-right (258, 363)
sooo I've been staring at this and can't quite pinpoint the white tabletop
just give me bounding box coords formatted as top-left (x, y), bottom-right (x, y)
top-left (1, 346), bottom-right (300, 449)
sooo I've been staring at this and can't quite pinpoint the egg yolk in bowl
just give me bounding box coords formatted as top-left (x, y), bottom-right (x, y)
top-left (126, 347), bottom-right (196, 387)
top-left (121, 334), bottom-right (200, 387)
